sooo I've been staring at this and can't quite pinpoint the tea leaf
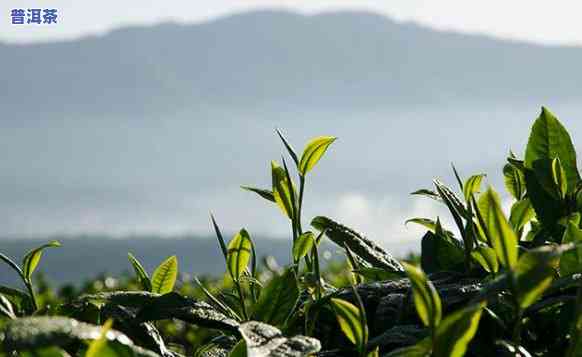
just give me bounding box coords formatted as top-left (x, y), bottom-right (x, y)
top-left (298, 136), bottom-right (336, 176)
top-left (22, 240), bottom-right (61, 281)
top-left (503, 162), bottom-right (526, 200)
top-left (420, 231), bottom-right (465, 274)
top-left (252, 268), bottom-right (299, 328)
top-left (240, 186), bottom-right (275, 203)
top-left (433, 302), bottom-right (485, 357)
top-left (128, 253), bottom-right (152, 292)
top-left (481, 187), bottom-right (518, 269)
top-left (509, 198), bottom-right (535, 233)
top-left (151, 255), bottom-right (178, 295)
top-left (271, 161), bottom-right (296, 219)
top-left (330, 298), bottom-right (366, 347)
top-left (402, 262), bottom-right (442, 329)
top-left (471, 246), bottom-right (499, 273)
top-left (292, 232), bottom-right (315, 262)
top-left (275, 128), bottom-right (299, 167)
top-left (463, 174), bottom-right (486, 201)
top-left (552, 157), bottom-right (568, 199)
top-left (227, 229), bottom-right (253, 281)
top-left (515, 245), bottom-right (562, 309)
top-left (211, 213), bottom-right (229, 262)
top-left (525, 107), bottom-right (580, 195)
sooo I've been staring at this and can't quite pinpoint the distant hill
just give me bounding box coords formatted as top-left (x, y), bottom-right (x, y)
top-left (1, 10), bottom-right (582, 242)
top-left (2, 10), bottom-right (581, 120)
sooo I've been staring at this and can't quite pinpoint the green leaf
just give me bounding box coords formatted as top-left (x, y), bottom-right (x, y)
top-left (275, 128), bottom-right (299, 167)
top-left (514, 245), bottom-right (562, 309)
top-left (85, 319), bottom-right (114, 357)
top-left (433, 302), bottom-right (486, 357)
top-left (227, 229), bottom-right (253, 281)
top-left (411, 189), bottom-right (441, 201)
top-left (402, 262), bottom-right (442, 329)
top-left (330, 298), bottom-right (366, 347)
top-left (471, 246), bottom-right (499, 273)
top-left (525, 107), bottom-right (580, 195)
top-left (292, 232), bottom-right (315, 262)
top-left (271, 161), bottom-right (296, 219)
top-left (481, 187), bottom-right (518, 269)
top-left (298, 136), bottom-right (336, 176)
top-left (509, 198), bottom-right (535, 233)
top-left (420, 231), bottom-right (465, 274)
top-left (463, 174), bottom-right (486, 201)
top-left (151, 255), bottom-right (178, 295)
top-left (210, 213), bottom-right (228, 262)
top-left (128, 253), bottom-right (152, 292)
top-left (405, 218), bottom-right (455, 235)
top-left (251, 268), bottom-right (299, 328)
top-left (503, 162), bottom-right (526, 200)
top-left (552, 157), bottom-right (568, 199)
top-left (240, 186), bottom-right (275, 203)
top-left (560, 222), bottom-right (582, 276)
top-left (21, 240), bottom-right (61, 281)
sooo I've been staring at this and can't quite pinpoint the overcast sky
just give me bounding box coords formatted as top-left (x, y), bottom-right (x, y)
top-left (1, 0), bottom-right (581, 45)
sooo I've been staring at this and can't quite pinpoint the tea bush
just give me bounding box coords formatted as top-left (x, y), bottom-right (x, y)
top-left (1, 107), bottom-right (582, 356)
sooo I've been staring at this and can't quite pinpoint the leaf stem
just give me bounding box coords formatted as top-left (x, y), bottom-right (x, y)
top-left (235, 280), bottom-right (248, 320)
top-left (25, 280), bottom-right (38, 312)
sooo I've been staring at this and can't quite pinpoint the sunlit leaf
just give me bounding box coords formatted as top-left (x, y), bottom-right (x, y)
top-left (552, 157), bottom-right (568, 199)
top-left (481, 187), bottom-right (518, 269)
top-left (515, 245), bottom-right (563, 309)
top-left (503, 162), bottom-right (526, 200)
top-left (330, 298), bottom-right (366, 347)
top-left (471, 246), bottom-right (499, 273)
top-left (227, 229), bottom-right (253, 281)
top-left (151, 255), bottom-right (178, 295)
top-left (509, 198), bottom-right (535, 233)
top-left (463, 174), bottom-right (486, 201)
top-left (292, 232), bottom-right (315, 262)
top-left (433, 302), bottom-right (486, 357)
top-left (22, 240), bottom-right (61, 281)
top-left (298, 136), bottom-right (336, 176)
top-left (271, 161), bottom-right (296, 219)
top-left (402, 262), bottom-right (442, 329)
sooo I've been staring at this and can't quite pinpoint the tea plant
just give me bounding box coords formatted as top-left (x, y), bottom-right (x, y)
top-left (1, 107), bottom-right (582, 357)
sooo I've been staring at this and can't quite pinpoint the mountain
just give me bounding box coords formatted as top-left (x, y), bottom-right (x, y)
top-left (2, 10), bottom-right (581, 119)
top-left (0, 10), bottom-right (582, 243)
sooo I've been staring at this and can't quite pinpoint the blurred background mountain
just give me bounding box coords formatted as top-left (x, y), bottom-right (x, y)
top-left (1, 10), bottom-right (582, 283)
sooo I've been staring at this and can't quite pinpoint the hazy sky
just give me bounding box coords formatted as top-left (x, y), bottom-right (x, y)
top-left (1, 0), bottom-right (581, 45)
